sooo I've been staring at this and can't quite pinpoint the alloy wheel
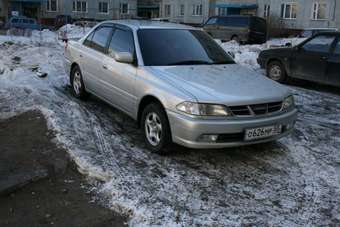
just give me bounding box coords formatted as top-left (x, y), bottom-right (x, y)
top-left (145, 112), bottom-right (162, 146)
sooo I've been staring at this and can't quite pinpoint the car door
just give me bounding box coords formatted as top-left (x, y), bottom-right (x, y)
top-left (78, 24), bottom-right (114, 99)
top-left (290, 34), bottom-right (336, 83)
top-left (327, 36), bottom-right (340, 86)
top-left (100, 25), bottom-right (138, 115)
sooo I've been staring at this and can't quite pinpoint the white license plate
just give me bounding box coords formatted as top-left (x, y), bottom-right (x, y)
top-left (245, 125), bottom-right (282, 141)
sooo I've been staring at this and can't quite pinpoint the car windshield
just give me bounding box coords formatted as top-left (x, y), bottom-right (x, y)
top-left (138, 29), bottom-right (235, 66)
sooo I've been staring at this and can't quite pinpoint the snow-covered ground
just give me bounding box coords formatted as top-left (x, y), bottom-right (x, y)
top-left (0, 29), bottom-right (339, 226)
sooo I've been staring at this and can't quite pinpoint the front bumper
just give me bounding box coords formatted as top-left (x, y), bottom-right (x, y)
top-left (167, 109), bottom-right (297, 149)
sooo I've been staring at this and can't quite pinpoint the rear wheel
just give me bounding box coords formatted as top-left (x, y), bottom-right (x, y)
top-left (267, 61), bottom-right (287, 83)
top-left (70, 65), bottom-right (88, 99)
top-left (141, 103), bottom-right (172, 154)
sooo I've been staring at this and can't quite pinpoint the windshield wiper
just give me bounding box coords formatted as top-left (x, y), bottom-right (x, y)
top-left (167, 60), bottom-right (213, 66)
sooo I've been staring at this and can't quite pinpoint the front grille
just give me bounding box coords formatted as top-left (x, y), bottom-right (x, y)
top-left (229, 102), bottom-right (282, 116)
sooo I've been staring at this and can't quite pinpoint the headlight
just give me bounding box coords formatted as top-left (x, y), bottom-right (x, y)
top-left (282, 95), bottom-right (295, 110)
top-left (176, 102), bottom-right (232, 116)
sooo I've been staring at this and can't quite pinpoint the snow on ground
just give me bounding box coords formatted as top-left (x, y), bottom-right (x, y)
top-left (58, 24), bottom-right (92, 40)
top-left (0, 32), bottom-right (340, 226)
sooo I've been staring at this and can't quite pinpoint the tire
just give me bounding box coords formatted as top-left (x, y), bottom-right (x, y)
top-left (70, 65), bottom-right (88, 99)
top-left (141, 103), bottom-right (172, 154)
top-left (267, 61), bottom-right (287, 83)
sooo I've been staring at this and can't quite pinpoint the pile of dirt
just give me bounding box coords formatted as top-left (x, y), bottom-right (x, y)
top-left (0, 111), bottom-right (127, 227)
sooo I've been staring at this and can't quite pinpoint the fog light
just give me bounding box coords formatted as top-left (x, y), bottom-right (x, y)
top-left (198, 134), bottom-right (219, 143)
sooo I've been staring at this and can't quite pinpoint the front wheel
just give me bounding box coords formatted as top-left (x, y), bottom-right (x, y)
top-left (267, 61), bottom-right (287, 83)
top-left (141, 103), bottom-right (172, 154)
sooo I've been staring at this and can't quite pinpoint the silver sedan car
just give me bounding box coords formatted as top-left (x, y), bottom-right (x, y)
top-left (64, 20), bottom-right (297, 153)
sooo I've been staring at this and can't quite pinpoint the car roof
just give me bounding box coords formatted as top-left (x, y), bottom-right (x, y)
top-left (97, 20), bottom-right (198, 31)
top-left (209, 15), bottom-right (261, 19)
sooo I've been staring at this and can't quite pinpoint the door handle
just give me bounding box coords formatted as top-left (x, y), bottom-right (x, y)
top-left (102, 65), bottom-right (108, 70)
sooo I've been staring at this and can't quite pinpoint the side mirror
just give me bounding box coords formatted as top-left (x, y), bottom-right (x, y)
top-left (113, 52), bottom-right (134, 64)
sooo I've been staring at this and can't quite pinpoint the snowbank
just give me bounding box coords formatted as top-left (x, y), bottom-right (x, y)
top-left (0, 29), bottom-right (58, 45)
top-left (218, 37), bottom-right (306, 71)
top-left (58, 24), bottom-right (91, 40)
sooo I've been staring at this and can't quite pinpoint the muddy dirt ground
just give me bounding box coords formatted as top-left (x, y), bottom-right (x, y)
top-left (0, 111), bottom-right (127, 227)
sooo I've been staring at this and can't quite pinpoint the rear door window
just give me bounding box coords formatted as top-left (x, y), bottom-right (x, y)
top-left (83, 32), bottom-right (94, 47)
top-left (302, 35), bottom-right (335, 53)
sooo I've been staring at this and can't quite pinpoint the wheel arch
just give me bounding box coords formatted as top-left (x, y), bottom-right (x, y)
top-left (137, 95), bottom-right (166, 127)
top-left (70, 62), bottom-right (79, 80)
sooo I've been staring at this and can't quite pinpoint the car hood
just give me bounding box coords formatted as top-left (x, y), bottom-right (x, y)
top-left (147, 64), bottom-right (290, 106)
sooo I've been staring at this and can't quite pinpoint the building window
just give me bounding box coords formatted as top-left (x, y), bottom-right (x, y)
top-left (99, 2), bottom-right (109, 14)
top-left (164, 4), bottom-right (171, 17)
top-left (264, 4), bottom-right (270, 17)
top-left (47, 0), bottom-right (58, 12)
top-left (192, 4), bottom-right (202, 16)
top-left (73, 1), bottom-right (87, 13)
top-left (312, 2), bottom-right (327, 20)
top-left (281, 3), bottom-right (297, 19)
top-left (120, 3), bottom-right (129, 14)
top-left (218, 8), bottom-right (228, 16)
top-left (179, 4), bottom-right (185, 16)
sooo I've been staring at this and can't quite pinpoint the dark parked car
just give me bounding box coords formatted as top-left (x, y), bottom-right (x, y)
top-left (8, 17), bottom-right (40, 30)
top-left (258, 32), bottom-right (340, 87)
top-left (203, 16), bottom-right (267, 44)
top-left (55, 15), bottom-right (73, 29)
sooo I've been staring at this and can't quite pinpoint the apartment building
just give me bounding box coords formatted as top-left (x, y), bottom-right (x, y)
top-left (1, 0), bottom-right (137, 25)
top-left (257, 0), bottom-right (340, 31)
top-left (160, 0), bottom-right (258, 25)
top-left (137, 0), bottom-right (161, 18)
top-left (211, 0), bottom-right (257, 16)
